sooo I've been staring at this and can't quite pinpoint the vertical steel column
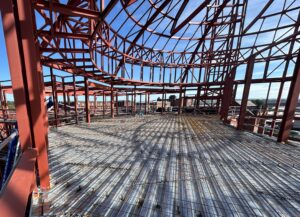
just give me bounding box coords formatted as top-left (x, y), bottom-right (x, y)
top-left (237, 56), bottom-right (255, 130)
top-left (0, 85), bottom-right (8, 136)
top-left (220, 69), bottom-right (235, 122)
top-left (62, 77), bottom-right (67, 117)
top-left (103, 92), bottom-right (105, 117)
top-left (1, 0), bottom-right (50, 188)
top-left (116, 92), bottom-right (119, 116)
top-left (50, 68), bottom-right (58, 127)
top-left (139, 93), bottom-right (142, 113)
top-left (94, 95), bottom-right (97, 115)
top-left (196, 86), bottom-right (201, 109)
top-left (0, 85), bottom-right (6, 119)
top-left (178, 84), bottom-right (183, 115)
top-left (161, 92), bottom-right (164, 115)
top-left (3, 91), bottom-right (8, 118)
top-left (269, 82), bottom-right (284, 136)
top-left (148, 93), bottom-right (150, 114)
top-left (126, 91), bottom-right (128, 114)
top-left (84, 77), bottom-right (90, 123)
top-left (2, 89), bottom-right (7, 119)
top-left (183, 89), bottom-right (186, 108)
top-left (131, 91), bottom-right (134, 115)
top-left (111, 84), bottom-right (114, 118)
top-left (278, 51), bottom-right (300, 142)
top-left (67, 92), bottom-right (70, 106)
top-left (133, 86), bottom-right (136, 114)
top-left (144, 93), bottom-right (147, 114)
top-left (72, 74), bottom-right (78, 124)
top-left (163, 91), bottom-right (166, 112)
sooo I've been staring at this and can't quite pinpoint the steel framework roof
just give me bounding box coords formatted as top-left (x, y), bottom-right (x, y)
top-left (35, 0), bottom-right (300, 85)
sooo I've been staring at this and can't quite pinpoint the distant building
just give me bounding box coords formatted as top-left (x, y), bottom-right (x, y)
top-left (156, 101), bottom-right (171, 111)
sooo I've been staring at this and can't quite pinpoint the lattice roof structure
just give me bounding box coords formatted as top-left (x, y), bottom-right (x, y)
top-left (36, 0), bottom-right (300, 86)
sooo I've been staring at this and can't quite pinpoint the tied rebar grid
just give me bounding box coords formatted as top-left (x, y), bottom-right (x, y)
top-left (33, 115), bottom-right (300, 217)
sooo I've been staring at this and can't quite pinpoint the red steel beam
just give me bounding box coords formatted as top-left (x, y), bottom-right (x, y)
top-left (111, 84), bottom-right (114, 118)
top-left (220, 69), bottom-right (236, 122)
top-left (171, 0), bottom-right (211, 35)
top-left (91, 0), bottom-right (119, 39)
top-left (38, 31), bottom-right (90, 40)
top-left (242, 0), bottom-right (274, 34)
top-left (62, 77), bottom-right (67, 116)
top-left (113, 0), bottom-right (171, 76)
top-left (103, 92), bottom-right (106, 117)
top-left (178, 84), bottom-right (183, 114)
top-left (34, 0), bottom-right (101, 19)
top-left (84, 77), bottom-right (90, 123)
top-left (133, 86), bottom-right (136, 113)
top-left (277, 51), bottom-right (300, 142)
top-left (73, 74), bottom-right (78, 124)
top-left (126, 91), bottom-right (128, 113)
top-left (181, 0), bottom-right (230, 82)
top-left (124, 0), bottom-right (137, 7)
top-left (50, 68), bottom-right (58, 127)
top-left (94, 95), bottom-right (97, 115)
top-left (40, 48), bottom-right (89, 53)
top-left (116, 93), bottom-right (119, 116)
top-left (41, 58), bottom-right (91, 63)
top-left (147, 93), bottom-right (150, 114)
top-left (0, 0), bottom-right (50, 188)
top-left (0, 149), bottom-right (37, 217)
top-left (237, 56), bottom-right (255, 130)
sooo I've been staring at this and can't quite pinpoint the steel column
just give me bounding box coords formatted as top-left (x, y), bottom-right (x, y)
top-left (144, 93), bottom-right (147, 114)
top-left (94, 95), bottom-right (97, 115)
top-left (269, 82), bottom-right (284, 136)
top-left (161, 92), bottom-right (164, 115)
top-left (62, 77), bottom-right (67, 116)
top-left (196, 86), bottom-right (201, 108)
top-left (67, 92), bottom-right (70, 106)
top-left (133, 86), bottom-right (136, 114)
top-left (139, 93), bottom-right (142, 113)
top-left (131, 92), bottom-right (134, 115)
top-left (126, 91), bottom-right (128, 114)
top-left (116, 93), bottom-right (119, 116)
top-left (84, 77), bottom-right (90, 123)
top-left (220, 69), bottom-right (235, 122)
top-left (0, 85), bottom-right (7, 119)
top-left (147, 93), bottom-right (150, 114)
top-left (50, 68), bottom-right (58, 127)
top-left (237, 57), bottom-right (255, 130)
top-left (103, 92), bottom-right (105, 117)
top-left (0, 0), bottom-right (50, 188)
top-left (72, 74), bottom-right (78, 124)
top-left (178, 84), bottom-right (183, 115)
top-left (277, 51), bottom-right (300, 142)
top-left (111, 84), bottom-right (114, 118)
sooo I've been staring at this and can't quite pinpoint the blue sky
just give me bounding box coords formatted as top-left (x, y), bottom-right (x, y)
top-left (0, 1), bottom-right (298, 102)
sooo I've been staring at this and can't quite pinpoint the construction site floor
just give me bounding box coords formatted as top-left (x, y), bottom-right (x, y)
top-left (33, 115), bottom-right (300, 216)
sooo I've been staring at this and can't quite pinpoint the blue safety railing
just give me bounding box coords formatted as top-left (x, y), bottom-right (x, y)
top-left (0, 128), bottom-right (20, 192)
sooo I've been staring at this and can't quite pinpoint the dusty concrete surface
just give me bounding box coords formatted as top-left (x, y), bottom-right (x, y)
top-left (34, 115), bottom-right (300, 216)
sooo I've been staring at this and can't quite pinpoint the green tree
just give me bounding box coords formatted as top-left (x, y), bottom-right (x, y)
top-left (169, 95), bottom-right (176, 102)
top-left (252, 99), bottom-right (264, 108)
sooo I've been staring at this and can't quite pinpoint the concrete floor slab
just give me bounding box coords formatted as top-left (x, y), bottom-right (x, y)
top-left (33, 115), bottom-right (300, 216)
